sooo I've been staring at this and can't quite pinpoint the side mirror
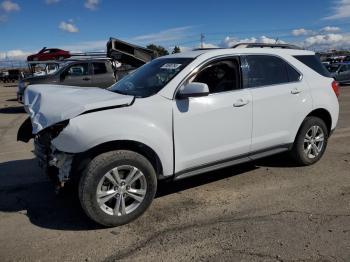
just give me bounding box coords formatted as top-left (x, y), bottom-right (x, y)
top-left (177, 82), bottom-right (209, 99)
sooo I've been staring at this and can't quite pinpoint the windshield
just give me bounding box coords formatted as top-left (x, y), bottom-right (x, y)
top-left (109, 58), bottom-right (193, 97)
top-left (327, 64), bottom-right (340, 73)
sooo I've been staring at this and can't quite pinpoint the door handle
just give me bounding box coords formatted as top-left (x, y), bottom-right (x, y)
top-left (83, 77), bottom-right (90, 81)
top-left (233, 99), bottom-right (249, 107)
top-left (291, 88), bottom-right (302, 94)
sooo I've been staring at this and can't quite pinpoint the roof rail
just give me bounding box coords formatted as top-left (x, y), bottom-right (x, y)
top-left (232, 43), bottom-right (302, 49)
top-left (192, 47), bottom-right (221, 51)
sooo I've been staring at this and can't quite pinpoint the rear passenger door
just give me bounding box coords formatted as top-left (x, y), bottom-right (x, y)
top-left (92, 62), bottom-right (116, 88)
top-left (242, 55), bottom-right (312, 153)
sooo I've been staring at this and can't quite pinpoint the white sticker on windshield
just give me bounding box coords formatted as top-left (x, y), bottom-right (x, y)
top-left (161, 63), bottom-right (182, 70)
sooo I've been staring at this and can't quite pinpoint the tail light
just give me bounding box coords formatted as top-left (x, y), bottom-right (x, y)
top-left (332, 80), bottom-right (340, 97)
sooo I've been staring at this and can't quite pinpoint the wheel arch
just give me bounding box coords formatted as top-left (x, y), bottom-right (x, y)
top-left (292, 108), bottom-right (332, 146)
top-left (72, 140), bottom-right (165, 181)
top-left (306, 108), bottom-right (332, 134)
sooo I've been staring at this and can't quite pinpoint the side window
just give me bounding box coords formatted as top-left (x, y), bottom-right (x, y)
top-left (243, 55), bottom-right (298, 88)
top-left (286, 63), bottom-right (301, 82)
top-left (294, 55), bottom-right (330, 77)
top-left (66, 63), bottom-right (89, 76)
top-left (93, 62), bottom-right (108, 75)
top-left (192, 58), bottom-right (240, 93)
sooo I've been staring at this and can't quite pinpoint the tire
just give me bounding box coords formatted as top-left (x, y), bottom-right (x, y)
top-left (291, 116), bottom-right (329, 166)
top-left (79, 150), bottom-right (157, 227)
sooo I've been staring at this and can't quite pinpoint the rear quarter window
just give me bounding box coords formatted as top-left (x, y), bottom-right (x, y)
top-left (93, 62), bottom-right (108, 75)
top-left (294, 55), bottom-right (331, 77)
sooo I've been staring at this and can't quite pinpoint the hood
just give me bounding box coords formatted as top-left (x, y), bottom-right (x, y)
top-left (24, 84), bottom-right (134, 134)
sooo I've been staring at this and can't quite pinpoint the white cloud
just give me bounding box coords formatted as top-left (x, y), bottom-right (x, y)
top-left (59, 21), bottom-right (79, 33)
top-left (321, 26), bottom-right (341, 32)
top-left (1, 0), bottom-right (20, 12)
top-left (220, 35), bottom-right (285, 48)
top-left (0, 40), bottom-right (107, 61)
top-left (324, 0), bottom-right (350, 20)
top-left (200, 42), bottom-right (219, 48)
top-left (304, 33), bottom-right (345, 48)
top-left (132, 26), bottom-right (193, 44)
top-left (0, 49), bottom-right (31, 60)
top-left (292, 28), bottom-right (313, 36)
top-left (84, 0), bottom-right (100, 10)
top-left (45, 0), bottom-right (60, 4)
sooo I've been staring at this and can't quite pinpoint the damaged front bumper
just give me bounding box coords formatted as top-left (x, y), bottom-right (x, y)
top-left (34, 137), bottom-right (74, 187)
top-left (18, 117), bottom-right (75, 188)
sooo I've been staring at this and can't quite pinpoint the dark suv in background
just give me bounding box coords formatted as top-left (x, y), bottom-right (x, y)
top-left (17, 58), bottom-right (116, 103)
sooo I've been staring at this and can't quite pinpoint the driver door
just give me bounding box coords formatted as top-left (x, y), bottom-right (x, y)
top-left (173, 57), bottom-right (252, 174)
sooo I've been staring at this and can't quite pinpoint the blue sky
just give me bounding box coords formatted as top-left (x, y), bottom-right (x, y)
top-left (1, 0), bottom-right (350, 59)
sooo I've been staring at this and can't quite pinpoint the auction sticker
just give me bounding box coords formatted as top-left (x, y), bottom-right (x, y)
top-left (161, 63), bottom-right (182, 70)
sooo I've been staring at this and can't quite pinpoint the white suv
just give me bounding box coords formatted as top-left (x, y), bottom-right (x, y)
top-left (18, 46), bottom-right (340, 226)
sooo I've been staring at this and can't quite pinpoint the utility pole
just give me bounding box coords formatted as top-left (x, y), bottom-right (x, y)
top-left (200, 33), bottom-right (205, 48)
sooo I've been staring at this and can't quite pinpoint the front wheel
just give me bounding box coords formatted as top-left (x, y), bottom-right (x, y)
top-left (291, 116), bottom-right (329, 166)
top-left (79, 150), bottom-right (157, 227)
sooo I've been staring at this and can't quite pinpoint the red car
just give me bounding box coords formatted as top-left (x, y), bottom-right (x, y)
top-left (27, 47), bottom-right (71, 61)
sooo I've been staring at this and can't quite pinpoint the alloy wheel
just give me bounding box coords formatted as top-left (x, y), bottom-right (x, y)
top-left (303, 125), bottom-right (325, 159)
top-left (96, 165), bottom-right (147, 216)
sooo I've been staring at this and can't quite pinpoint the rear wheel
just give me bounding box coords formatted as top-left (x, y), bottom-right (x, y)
top-left (79, 150), bottom-right (157, 227)
top-left (291, 116), bottom-right (328, 165)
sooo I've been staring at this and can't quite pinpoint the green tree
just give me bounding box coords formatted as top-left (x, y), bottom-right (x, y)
top-left (172, 46), bottom-right (181, 54)
top-left (146, 44), bottom-right (169, 57)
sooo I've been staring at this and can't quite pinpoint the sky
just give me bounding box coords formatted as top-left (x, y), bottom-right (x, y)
top-left (1, 0), bottom-right (350, 59)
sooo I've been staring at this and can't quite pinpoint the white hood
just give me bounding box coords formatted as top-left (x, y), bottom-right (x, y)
top-left (24, 84), bottom-right (134, 134)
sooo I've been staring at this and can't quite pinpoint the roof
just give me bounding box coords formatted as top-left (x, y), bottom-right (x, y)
top-left (163, 48), bottom-right (314, 59)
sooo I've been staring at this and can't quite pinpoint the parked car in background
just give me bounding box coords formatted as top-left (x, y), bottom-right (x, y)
top-left (327, 62), bottom-right (350, 84)
top-left (18, 45), bottom-right (339, 227)
top-left (0, 69), bottom-right (22, 83)
top-left (17, 58), bottom-right (116, 103)
top-left (343, 56), bottom-right (350, 62)
top-left (27, 47), bottom-right (71, 61)
top-left (0, 71), bottom-right (8, 82)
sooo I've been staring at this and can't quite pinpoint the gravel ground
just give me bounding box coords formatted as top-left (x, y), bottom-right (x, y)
top-left (0, 83), bottom-right (349, 262)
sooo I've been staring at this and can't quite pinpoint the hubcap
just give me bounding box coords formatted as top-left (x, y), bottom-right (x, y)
top-left (303, 125), bottom-right (325, 159)
top-left (96, 165), bottom-right (147, 216)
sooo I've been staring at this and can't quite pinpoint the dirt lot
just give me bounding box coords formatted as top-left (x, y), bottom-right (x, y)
top-left (0, 83), bottom-right (349, 262)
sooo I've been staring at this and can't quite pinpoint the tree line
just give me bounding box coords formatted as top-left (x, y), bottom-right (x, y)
top-left (146, 44), bottom-right (181, 57)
